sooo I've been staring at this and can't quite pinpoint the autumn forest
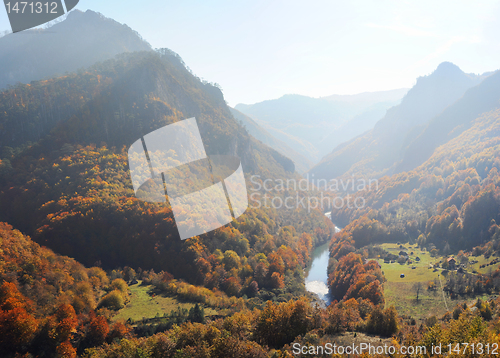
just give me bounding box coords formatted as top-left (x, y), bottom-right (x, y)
top-left (1, 8), bottom-right (500, 358)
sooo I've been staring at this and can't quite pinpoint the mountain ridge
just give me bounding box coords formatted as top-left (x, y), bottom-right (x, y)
top-left (396, 69), bottom-right (500, 173)
top-left (235, 89), bottom-right (407, 164)
top-left (308, 62), bottom-right (493, 181)
top-left (0, 9), bottom-right (152, 90)
top-left (229, 107), bottom-right (313, 173)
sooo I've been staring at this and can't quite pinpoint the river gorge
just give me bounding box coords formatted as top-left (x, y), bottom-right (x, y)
top-left (304, 213), bottom-right (341, 305)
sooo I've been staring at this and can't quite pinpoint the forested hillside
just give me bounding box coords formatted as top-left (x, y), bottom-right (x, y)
top-left (2, 7), bottom-right (500, 358)
top-left (396, 69), bottom-right (500, 173)
top-left (0, 47), bottom-right (344, 356)
top-left (330, 107), bottom-right (500, 254)
top-left (0, 222), bottom-right (119, 357)
top-left (310, 62), bottom-right (492, 181)
top-left (0, 49), bottom-right (335, 303)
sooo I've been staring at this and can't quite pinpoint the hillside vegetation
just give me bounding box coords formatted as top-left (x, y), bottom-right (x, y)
top-left (0, 50), bottom-right (335, 307)
top-left (310, 62), bottom-right (493, 181)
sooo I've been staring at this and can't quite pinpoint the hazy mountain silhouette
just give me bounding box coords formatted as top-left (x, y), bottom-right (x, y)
top-left (0, 49), bottom-right (297, 175)
top-left (309, 62), bottom-right (490, 181)
top-left (235, 89), bottom-right (407, 163)
top-left (230, 107), bottom-right (312, 173)
top-left (396, 69), bottom-right (500, 173)
top-left (322, 88), bottom-right (408, 104)
top-left (0, 10), bottom-right (152, 90)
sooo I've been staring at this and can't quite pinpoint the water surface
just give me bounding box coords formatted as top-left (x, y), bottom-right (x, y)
top-left (304, 241), bottom-right (331, 303)
top-left (304, 214), bottom-right (341, 304)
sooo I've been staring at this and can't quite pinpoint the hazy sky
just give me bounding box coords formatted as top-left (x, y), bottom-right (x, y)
top-left (1, 0), bottom-right (500, 106)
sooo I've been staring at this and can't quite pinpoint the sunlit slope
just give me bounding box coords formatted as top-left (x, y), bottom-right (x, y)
top-left (309, 62), bottom-right (490, 181)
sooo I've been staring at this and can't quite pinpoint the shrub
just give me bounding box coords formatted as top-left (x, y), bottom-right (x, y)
top-left (98, 290), bottom-right (124, 311)
top-left (110, 279), bottom-right (128, 294)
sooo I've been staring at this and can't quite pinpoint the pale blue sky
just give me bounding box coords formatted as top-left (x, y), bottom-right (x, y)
top-left (1, 0), bottom-right (500, 106)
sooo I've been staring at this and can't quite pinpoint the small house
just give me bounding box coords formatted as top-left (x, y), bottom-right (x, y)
top-left (447, 257), bottom-right (456, 269)
top-left (415, 257), bottom-right (421, 261)
top-left (399, 251), bottom-right (408, 257)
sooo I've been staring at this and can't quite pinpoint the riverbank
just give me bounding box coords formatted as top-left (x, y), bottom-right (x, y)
top-left (304, 218), bottom-right (341, 306)
top-left (304, 241), bottom-right (331, 304)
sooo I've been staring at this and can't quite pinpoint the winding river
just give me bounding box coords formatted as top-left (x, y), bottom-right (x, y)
top-left (304, 212), bottom-right (341, 304)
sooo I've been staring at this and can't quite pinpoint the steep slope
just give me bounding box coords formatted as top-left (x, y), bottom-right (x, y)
top-left (0, 44), bottom-right (335, 357)
top-left (0, 10), bottom-right (152, 90)
top-left (230, 107), bottom-right (313, 173)
top-left (0, 222), bottom-right (116, 357)
top-left (320, 100), bottom-right (402, 153)
top-left (0, 222), bottom-right (105, 316)
top-left (330, 107), bottom-right (500, 254)
top-left (235, 90), bottom-right (407, 163)
top-left (0, 49), bottom-right (293, 174)
top-left (396, 69), bottom-right (500, 173)
top-left (0, 50), bottom-right (334, 290)
top-left (309, 62), bottom-right (488, 181)
top-left (236, 94), bottom-right (347, 162)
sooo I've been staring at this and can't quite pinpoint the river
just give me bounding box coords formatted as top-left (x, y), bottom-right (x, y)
top-left (304, 212), bottom-right (341, 305)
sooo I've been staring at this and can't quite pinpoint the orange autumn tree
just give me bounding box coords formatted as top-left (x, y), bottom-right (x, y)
top-left (54, 304), bottom-right (78, 343)
top-left (0, 282), bottom-right (39, 354)
top-left (328, 252), bottom-right (385, 306)
top-left (84, 312), bottom-right (110, 348)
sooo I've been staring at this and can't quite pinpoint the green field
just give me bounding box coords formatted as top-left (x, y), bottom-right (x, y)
top-left (374, 243), bottom-right (492, 320)
top-left (468, 255), bottom-right (500, 274)
top-left (376, 243), bottom-right (441, 283)
top-left (112, 281), bottom-right (218, 323)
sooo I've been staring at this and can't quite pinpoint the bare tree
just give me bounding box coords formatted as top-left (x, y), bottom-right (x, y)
top-left (413, 282), bottom-right (423, 303)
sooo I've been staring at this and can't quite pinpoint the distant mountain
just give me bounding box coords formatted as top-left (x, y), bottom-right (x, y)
top-left (235, 89), bottom-right (407, 163)
top-left (309, 62), bottom-right (490, 181)
top-left (322, 88), bottom-right (409, 104)
top-left (396, 69), bottom-right (500, 173)
top-left (0, 9), bottom-right (152, 90)
top-left (0, 49), bottom-right (296, 174)
top-left (230, 107), bottom-right (313, 173)
top-left (320, 99), bottom-right (403, 155)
